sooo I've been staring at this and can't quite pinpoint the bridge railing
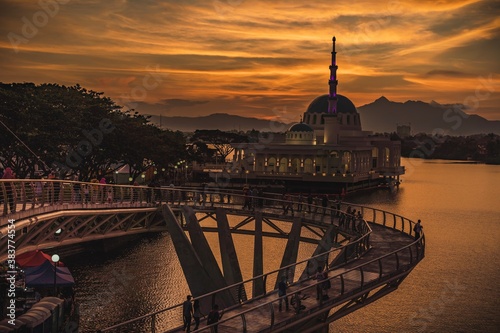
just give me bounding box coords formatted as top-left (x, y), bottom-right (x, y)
top-left (1, 180), bottom-right (424, 332)
top-left (0, 180), bottom-right (238, 222)
top-left (97, 195), bottom-right (424, 333)
top-left (97, 208), bottom-right (373, 332)
top-left (192, 234), bottom-right (423, 333)
top-left (0, 181), bottom-right (365, 266)
top-left (1, 180), bottom-right (364, 235)
top-left (0, 179), bottom-right (156, 219)
top-left (178, 206), bottom-right (423, 333)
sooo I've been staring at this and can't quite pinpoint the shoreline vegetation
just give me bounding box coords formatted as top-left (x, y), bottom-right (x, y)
top-left (398, 133), bottom-right (500, 165)
top-left (1, 83), bottom-right (499, 180)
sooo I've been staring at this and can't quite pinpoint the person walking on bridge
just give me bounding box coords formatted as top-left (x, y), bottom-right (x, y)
top-left (1, 167), bottom-right (16, 213)
top-left (207, 304), bottom-right (224, 333)
top-left (193, 299), bottom-right (203, 330)
top-left (414, 219), bottom-right (423, 241)
top-left (182, 295), bottom-right (193, 332)
top-left (278, 276), bottom-right (289, 312)
top-left (315, 267), bottom-right (324, 300)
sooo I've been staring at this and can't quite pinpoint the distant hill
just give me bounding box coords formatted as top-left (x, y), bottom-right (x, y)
top-left (148, 113), bottom-right (290, 132)
top-left (147, 99), bottom-right (500, 135)
top-left (358, 96), bottom-right (500, 135)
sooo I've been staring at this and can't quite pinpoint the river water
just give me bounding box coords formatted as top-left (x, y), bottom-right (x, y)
top-left (67, 158), bottom-right (500, 332)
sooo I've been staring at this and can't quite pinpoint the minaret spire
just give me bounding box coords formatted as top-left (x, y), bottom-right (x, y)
top-left (328, 36), bottom-right (338, 115)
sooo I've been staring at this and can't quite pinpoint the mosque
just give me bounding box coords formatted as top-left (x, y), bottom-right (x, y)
top-left (228, 37), bottom-right (404, 192)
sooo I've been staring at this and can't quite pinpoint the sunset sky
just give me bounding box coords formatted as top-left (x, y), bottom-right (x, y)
top-left (1, 0), bottom-right (499, 123)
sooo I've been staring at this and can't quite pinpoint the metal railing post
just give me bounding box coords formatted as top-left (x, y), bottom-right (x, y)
top-left (151, 313), bottom-right (156, 333)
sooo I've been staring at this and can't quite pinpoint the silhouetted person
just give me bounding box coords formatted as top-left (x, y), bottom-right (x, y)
top-left (182, 295), bottom-right (193, 332)
top-left (193, 299), bottom-right (203, 330)
top-left (278, 276), bottom-right (289, 311)
top-left (315, 267), bottom-right (323, 300)
top-left (2, 167), bottom-right (15, 213)
top-left (322, 195), bottom-right (328, 215)
top-left (414, 219), bottom-right (423, 241)
top-left (207, 304), bottom-right (224, 333)
top-left (291, 291), bottom-right (306, 314)
top-left (307, 193), bottom-right (313, 213)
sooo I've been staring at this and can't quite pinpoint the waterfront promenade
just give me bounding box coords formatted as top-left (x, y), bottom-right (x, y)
top-left (0, 180), bottom-right (425, 332)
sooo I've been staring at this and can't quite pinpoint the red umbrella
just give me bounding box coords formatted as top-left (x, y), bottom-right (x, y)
top-left (16, 250), bottom-right (64, 268)
top-left (24, 261), bottom-right (74, 287)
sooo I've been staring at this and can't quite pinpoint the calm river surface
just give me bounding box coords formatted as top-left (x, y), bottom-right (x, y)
top-left (67, 158), bottom-right (500, 332)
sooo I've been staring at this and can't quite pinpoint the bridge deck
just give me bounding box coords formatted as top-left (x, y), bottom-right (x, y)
top-left (170, 223), bottom-right (414, 333)
top-left (1, 182), bottom-right (423, 332)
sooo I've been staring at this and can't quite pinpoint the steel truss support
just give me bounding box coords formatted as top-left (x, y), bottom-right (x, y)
top-left (1, 208), bottom-right (167, 256)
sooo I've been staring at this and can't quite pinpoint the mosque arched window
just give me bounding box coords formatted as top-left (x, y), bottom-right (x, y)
top-left (342, 151), bottom-right (351, 172)
top-left (267, 157), bottom-right (277, 172)
top-left (291, 158), bottom-right (300, 173)
top-left (304, 158), bottom-right (314, 173)
top-left (372, 147), bottom-right (378, 168)
top-left (279, 157), bottom-right (288, 173)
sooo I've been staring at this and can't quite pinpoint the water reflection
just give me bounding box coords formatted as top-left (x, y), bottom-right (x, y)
top-left (68, 158), bottom-right (500, 333)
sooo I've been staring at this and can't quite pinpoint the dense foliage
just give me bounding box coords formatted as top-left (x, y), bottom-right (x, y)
top-left (400, 133), bottom-right (500, 164)
top-left (0, 83), bottom-right (187, 180)
top-left (189, 129), bottom-right (249, 163)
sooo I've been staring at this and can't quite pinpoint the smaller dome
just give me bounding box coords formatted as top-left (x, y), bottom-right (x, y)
top-left (288, 123), bottom-right (313, 132)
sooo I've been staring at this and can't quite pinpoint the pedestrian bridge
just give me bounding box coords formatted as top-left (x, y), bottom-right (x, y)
top-left (0, 180), bottom-right (425, 332)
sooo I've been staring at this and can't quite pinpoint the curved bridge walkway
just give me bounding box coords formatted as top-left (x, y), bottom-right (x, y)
top-left (0, 180), bottom-right (425, 333)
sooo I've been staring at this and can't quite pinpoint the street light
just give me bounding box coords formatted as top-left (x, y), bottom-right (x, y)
top-left (51, 254), bottom-right (60, 296)
top-left (245, 170), bottom-right (249, 184)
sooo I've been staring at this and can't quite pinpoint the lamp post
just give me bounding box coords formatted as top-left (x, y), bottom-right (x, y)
top-left (245, 170), bottom-right (249, 184)
top-left (51, 254), bottom-right (60, 296)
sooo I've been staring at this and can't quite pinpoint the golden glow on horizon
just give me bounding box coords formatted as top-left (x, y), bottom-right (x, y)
top-left (0, 0), bottom-right (498, 120)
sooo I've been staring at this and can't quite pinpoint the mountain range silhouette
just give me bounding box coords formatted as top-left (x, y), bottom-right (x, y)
top-left (147, 98), bottom-right (500, 135)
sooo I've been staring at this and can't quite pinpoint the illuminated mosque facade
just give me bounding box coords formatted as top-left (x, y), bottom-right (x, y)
top-left (231, 37), bottom-right (404, 191)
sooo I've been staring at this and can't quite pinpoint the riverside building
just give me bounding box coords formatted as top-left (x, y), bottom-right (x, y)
top-left (202, 37), bottom-right (404, 193)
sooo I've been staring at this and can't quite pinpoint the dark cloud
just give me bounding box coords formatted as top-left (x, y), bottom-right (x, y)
top-left (426, 70), bottom-right (474, 77)
top-left (131, 94), bottom-right (307, 120)
top-left (342, 75), bottom-right (418, 93)
top-left (160, 99), bottom-right (209, 108)
top-left (427, 0), bottom-right (500, 36)
top-left (95, 53), bottom-right (309, 72)
top-left (0, 0), bottom-right (498, 121)
top-left (432, 33), bottom-right (500, 73)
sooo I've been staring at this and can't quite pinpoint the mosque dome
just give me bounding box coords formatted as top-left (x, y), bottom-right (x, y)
top-left (306, 94), bottom-right (358, 114)
top-left (288, 123), bottom-right (314, 132)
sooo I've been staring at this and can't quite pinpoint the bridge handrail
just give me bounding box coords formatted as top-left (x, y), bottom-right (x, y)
top-left (98, 201), bottom-right (423, 332)
top-left (1, 179), bottom-right (417, 251)
top-left (192, 230), bottom-right (424, 333)
top-left (184, 214), bottom-right (424, 333)
top-left (98, 216), bottom-right (373, 331)
top-left (1, 179), bottom-right (363, 232)
top-left (98, 228), bottom-right (372, 332)
top-left (1, 180), bottom-right (423, 332)
top-left (0, 181), bottom-right (366, 263)
top-left (2, 179), bottom-right (409, 228)
top-left (96, 221), bottom-right (372, 332)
